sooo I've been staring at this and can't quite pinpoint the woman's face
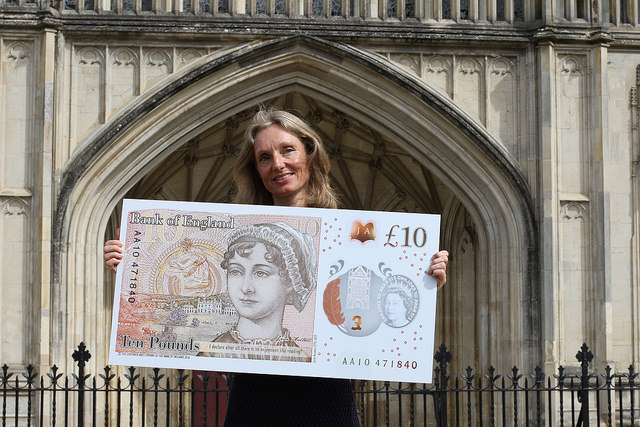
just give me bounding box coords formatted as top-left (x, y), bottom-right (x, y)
top-left (384, 292), bottom-right (406, 322)
top-left (227, 242), bottom-right (290, 322)
top-left (254, 125), bottom-right (311, 207)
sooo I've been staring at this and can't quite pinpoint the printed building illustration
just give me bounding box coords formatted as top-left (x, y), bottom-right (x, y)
top-left (346, 266), bottom-right (372, 310)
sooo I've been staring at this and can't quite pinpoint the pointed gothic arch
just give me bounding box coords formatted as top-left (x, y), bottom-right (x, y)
top-left (52, 35), bottom-right (538, 371)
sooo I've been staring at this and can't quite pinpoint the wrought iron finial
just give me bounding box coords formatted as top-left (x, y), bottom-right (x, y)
top-left (531, 366), bottom-right (545, 385)
top-left (124, 366), bottom-right (140, 385)
top-left (175, 369), bottom-right (189, 387)
top-left (99, 366), bottom-right (115, 385)
top-left (45, 365), bottom-right (62, 385)
top-left (554, 365), bottom-right (566, 385)
top-left (485, 366), bottom-right (501, 385)
top-left (434, 344), bottom-right (452, 368)
top-left (149, 368), bottom-right (165, 386)
top-left (21, 365), bottom-right (37, 385)
top-left (72, 342), bottom-right (92, 368)
top-left (508, 366), bottom-right (522, 387)
top-left (461, 366), bottom-right (477, 387)
top-left (576, 343), bottom-right (593, 366)
top-left (626, 365), bottom-right (638, 384)
top-left (0, 364), bottom-right (11, 384)
top-left (602, 365), bottom-right (613, 386)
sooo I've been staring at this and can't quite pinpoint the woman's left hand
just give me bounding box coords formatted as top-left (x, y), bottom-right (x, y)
top-left (427, 250), bottom-right (449, 290)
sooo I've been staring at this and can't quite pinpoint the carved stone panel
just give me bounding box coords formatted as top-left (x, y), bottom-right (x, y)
top-left (109, 47), bottom-right (139, 114)
top-left (0, 196), bottom-right (30, 363)
top-left (2, 40), bottom-right (35, 189)
top-left (176, 48), bottom-right (209, 69)
top-left (488, 56), bottom-right (517, 155)
top-left (1, 196), bottom-right (29, 216)
top-left (389, 53), bottom-right (420, 76)
top-left (68, 44), bottom-right (219, 152)
top-left (558, 199), bottom-right (589, 361)
top-left (557, 54), bottom-right (588, 195)
top-left (455, 57), bottom-right (484, 124)
top-left (73, 47), bottom-right (105, 142)
top-left (143, 48), bottom-right (172, 90)
top-left (423, 55), bottom-right (452, 97)
top-left (382, 51), bottom-right (519, 155)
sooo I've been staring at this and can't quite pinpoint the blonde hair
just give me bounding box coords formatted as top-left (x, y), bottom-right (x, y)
top-left (233, 108), bottom-right (338, 209)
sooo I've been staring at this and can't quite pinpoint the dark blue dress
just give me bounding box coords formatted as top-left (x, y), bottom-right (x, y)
top-left (224, 373), bottom-right (360, 426)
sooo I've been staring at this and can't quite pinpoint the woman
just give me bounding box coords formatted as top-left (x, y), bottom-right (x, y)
top-left (105, 108), bottom-right (449, 426)
top-left (199, 222), bottom-right (316, 362)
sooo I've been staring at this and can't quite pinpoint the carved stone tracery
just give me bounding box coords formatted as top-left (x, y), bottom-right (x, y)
top-left (146, 49), bottom-right (171, 69)
top-left (559, 54), bottom-right (587, 75)
top-left (489, 57), bottom-right (514, 76)
top-left (6, 42), bottom-right (31, 62)
top-left (560, 201), bottom-right (587, 221)
top-left (424, 55), bottom-right (451, 74)
top-left (390, 53), bottom-right (420, 76)
top-left (457, 57), bottom-right (481, 75)
top-left (1, 197), bottom-right (30, 216)
top-left (77, 47), bottom-right (104, 65)
top-left (112, 47), bottom-right (137, 66)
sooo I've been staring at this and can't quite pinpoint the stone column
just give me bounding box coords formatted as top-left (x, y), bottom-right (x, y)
top-left (38, 28), bottom-right (57, 371)
top-left (537, 40), bottom-right (560, 374)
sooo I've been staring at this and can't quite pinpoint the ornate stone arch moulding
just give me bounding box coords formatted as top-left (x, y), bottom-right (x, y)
top-left (53, 35), bottom-right (538, 367)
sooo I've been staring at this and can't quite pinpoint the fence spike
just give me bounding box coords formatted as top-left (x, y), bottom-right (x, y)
top-left (174, 369), bottom-right (189, 385)
top-left (1, 364), bottom-right (13, 384)
top-left (150, 367), bottom-right (165, 385)
top-left (484, 365), bottom-right (501, 384)
top-left (508, 366), bottom-right (522, 384)
top-left (124, 366), bottom-right (140, 384)
top-left (47, 365), bottom-right (63, 383)
top-left (22, 365), bottom-right (38, 384)
top-left (626, 365), bottom-right (638, 384)
top-left (462, 365), bottom-right (477, 383)
top-left (530, 366), bottom-right (545, 385)
top-left (554, 365), bottom-right (566, 389)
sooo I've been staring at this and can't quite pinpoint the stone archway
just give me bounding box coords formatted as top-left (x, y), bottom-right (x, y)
top-left (52, 35), bottom-right (537, 374)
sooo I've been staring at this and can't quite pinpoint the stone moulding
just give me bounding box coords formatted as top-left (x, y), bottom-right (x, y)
top-left (55, 34), bottom-right (536, 249)
top-left (52, 34), bottom-right (539, 369)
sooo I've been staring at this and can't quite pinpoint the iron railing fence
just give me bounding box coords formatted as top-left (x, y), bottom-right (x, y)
top-left (1, 342), bottom-right (639, 426)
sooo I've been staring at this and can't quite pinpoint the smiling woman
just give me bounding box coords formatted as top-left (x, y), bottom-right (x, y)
top-left (233, 108), bottom-right (338, 209)
top-left (254, 126), bottom-right (312, 207)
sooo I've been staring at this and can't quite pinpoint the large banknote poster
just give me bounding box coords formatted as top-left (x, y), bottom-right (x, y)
top-left (109, 199), bottom-right (441, 383)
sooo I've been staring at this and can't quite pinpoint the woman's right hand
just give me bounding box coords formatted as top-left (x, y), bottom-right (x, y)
top-left (104, 228), bottom-right (123, 273)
